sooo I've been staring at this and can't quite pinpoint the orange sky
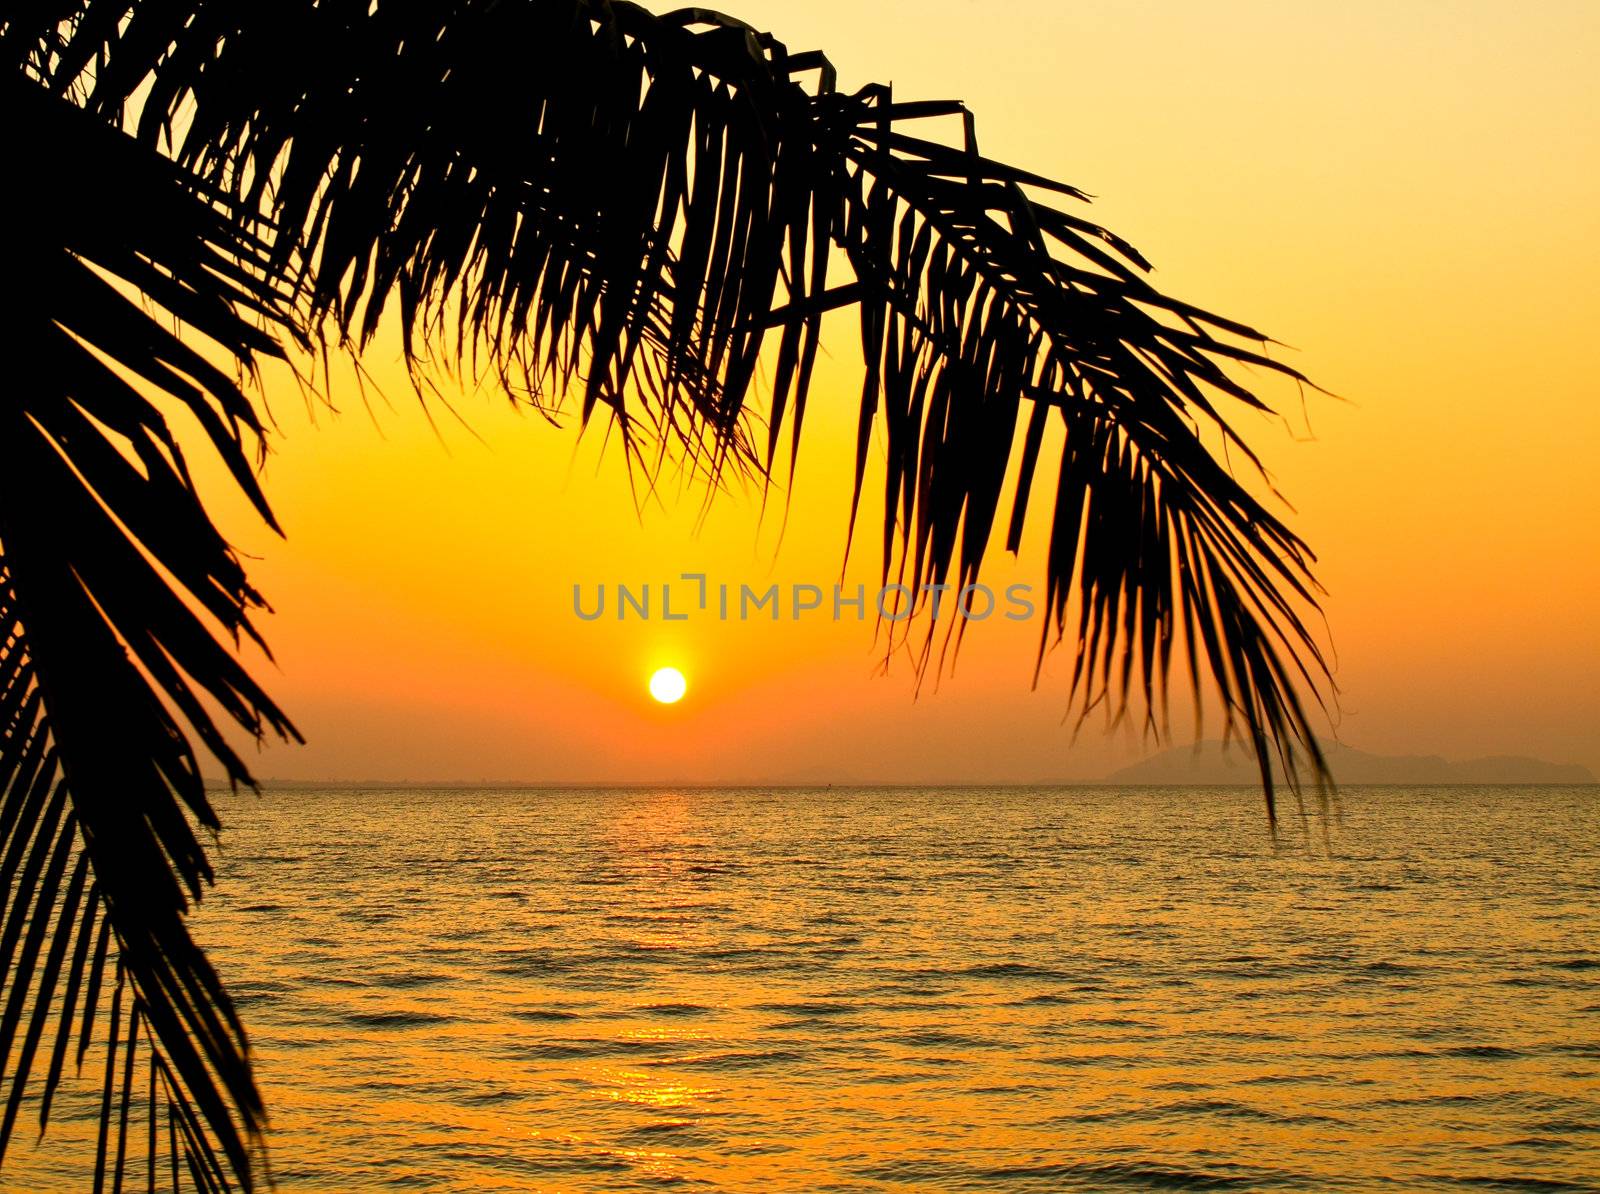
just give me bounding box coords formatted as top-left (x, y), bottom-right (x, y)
top-left (195, 1), bottom-right (1600, 782)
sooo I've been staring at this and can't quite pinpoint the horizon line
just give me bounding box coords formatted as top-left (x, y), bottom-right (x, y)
top-left (203, 777), bottom-right (1598, 791)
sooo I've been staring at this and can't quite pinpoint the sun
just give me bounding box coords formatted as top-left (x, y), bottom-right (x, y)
top-left (648, 666), bottom-right (687, 704)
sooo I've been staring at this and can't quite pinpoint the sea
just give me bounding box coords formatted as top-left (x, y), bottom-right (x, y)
top-left (7, 785), bottom-right (1598, 1191)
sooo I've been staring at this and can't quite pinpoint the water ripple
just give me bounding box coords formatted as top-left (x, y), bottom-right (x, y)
top-left (13, 784), bottom-right (1596, 1191)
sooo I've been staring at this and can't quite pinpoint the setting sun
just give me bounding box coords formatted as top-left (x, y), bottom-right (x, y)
top-left (648, 667), bottom-right (688, 705)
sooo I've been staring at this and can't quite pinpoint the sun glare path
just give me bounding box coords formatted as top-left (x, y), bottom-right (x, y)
top-left (648, 667), bottom-right (687, 704)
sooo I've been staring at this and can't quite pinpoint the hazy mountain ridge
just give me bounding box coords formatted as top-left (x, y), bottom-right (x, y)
top-left (207, 744), bottom-right (1596, 790)
top-left (1106, 741), bottom-right (1596, 785)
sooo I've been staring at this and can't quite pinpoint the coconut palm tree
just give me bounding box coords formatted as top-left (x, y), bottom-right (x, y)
top-left (0, 2), bottom-right (1332, 1188)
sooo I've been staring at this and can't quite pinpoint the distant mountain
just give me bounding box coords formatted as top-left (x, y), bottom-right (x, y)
top-left (1105, 740), bottom-right (1596, 785)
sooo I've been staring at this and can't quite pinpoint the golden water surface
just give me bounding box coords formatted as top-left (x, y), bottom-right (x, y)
top-left (10, 785), bottom-right (1598, 1191)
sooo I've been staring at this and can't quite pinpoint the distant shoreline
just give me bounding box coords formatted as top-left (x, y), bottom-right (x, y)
top-left (201, 739), bottom-right (1596, 792)
top-left (204, 778), bottom-right (1600, 793)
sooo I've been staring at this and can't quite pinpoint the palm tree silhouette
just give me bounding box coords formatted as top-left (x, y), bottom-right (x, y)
top-left (0, 3), bottom-right (1332, 1188)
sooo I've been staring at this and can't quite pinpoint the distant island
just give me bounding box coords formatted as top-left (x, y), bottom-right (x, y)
top-left (207, 744), bottom-right (1596, 791)
top-left (1106, 740), bottom-right (1596, 786)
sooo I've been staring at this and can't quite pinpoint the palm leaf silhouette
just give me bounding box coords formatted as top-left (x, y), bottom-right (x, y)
top-left (3, 2), bottom-right (1332, 1188)
top-left (0, 75), bottom-right (301, 1190)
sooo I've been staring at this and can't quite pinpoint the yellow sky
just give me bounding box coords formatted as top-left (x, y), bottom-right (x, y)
top-left (197, 1), bottom-right (1600, 781)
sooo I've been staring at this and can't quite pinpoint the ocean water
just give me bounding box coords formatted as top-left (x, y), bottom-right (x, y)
top-left (7, 785), bottom-right (1599, 1191)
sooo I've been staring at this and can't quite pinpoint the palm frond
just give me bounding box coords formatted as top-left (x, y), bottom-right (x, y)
top-left (5, 4), bottom-right (1333, 1184)
top-left (0, 79), bottom-right (300, 1190)
top-left (24, 1), bottom-right (1332, 804)
top-left (832, 105), bottom-right (1333, 803)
